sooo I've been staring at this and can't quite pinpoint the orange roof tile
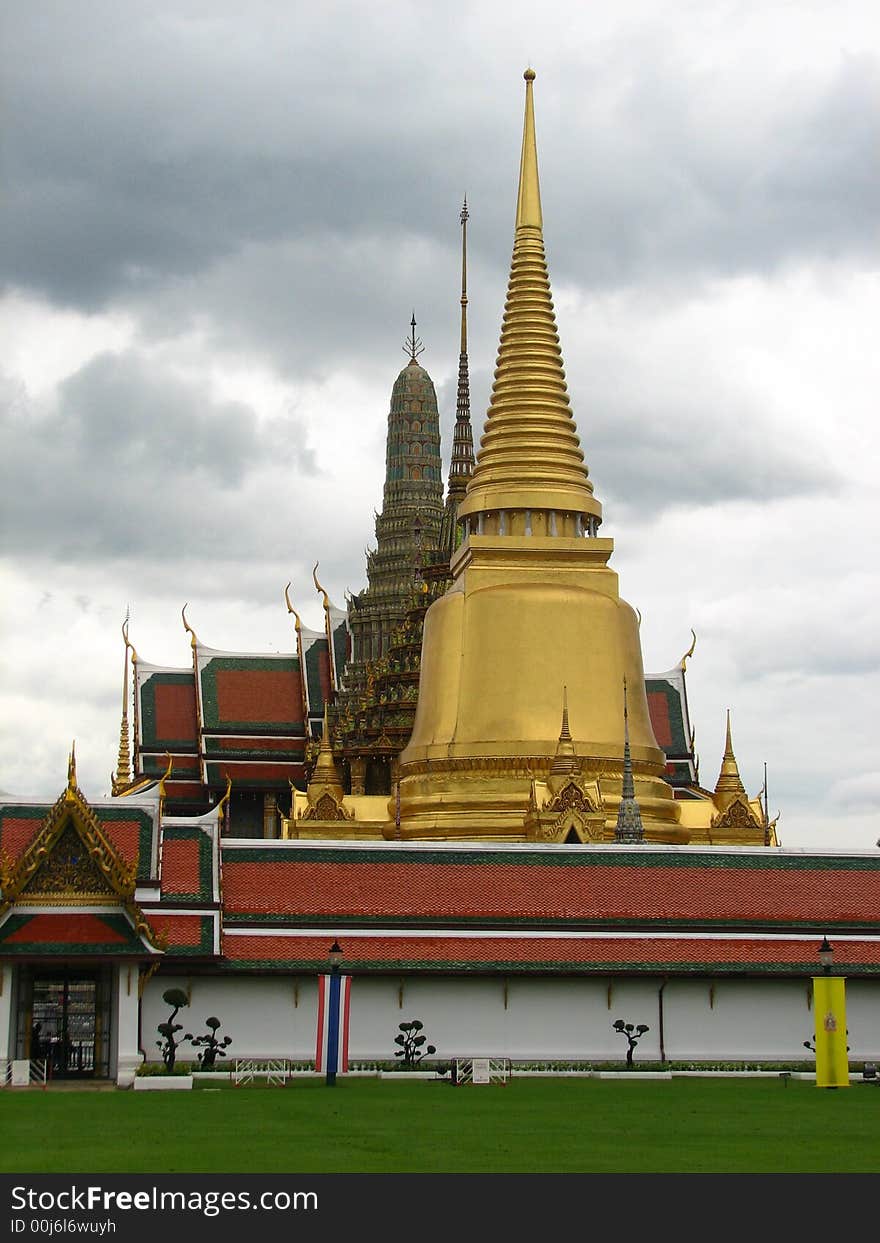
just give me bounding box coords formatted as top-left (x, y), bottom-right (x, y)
top-left (220, 853), bottom-right (880, 927)
top-left (220, 932), bottom-right (880, 973)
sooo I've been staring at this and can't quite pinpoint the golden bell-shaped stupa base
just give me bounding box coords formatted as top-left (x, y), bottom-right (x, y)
top-left (395, 534), bottom-right (686, 841)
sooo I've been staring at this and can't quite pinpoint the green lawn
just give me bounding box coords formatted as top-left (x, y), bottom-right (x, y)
top-left (4, 1077), bottom-right (879, 1173)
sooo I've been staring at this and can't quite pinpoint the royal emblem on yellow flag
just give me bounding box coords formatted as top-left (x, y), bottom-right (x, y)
top-left (813, 977), bottom-right (848, 1088)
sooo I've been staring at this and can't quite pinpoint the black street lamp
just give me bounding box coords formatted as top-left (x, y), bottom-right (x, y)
top-left (326, 940), bottom-right (344, 1086)
top-left (818, 935), bottom-right (834, 975)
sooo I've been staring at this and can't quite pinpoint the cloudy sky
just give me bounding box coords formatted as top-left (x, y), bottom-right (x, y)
top-left (2, 0), bottom-right (878, 850)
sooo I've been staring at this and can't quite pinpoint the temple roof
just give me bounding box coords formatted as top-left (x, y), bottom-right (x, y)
top-left (219, 841), bottom-right (880, 933)
top-left (219, 929), bottom-right (880, 975)
top-left (0, 797), bottom-right (160, 884)
top-left (0, 910), bottom-right (158, 957)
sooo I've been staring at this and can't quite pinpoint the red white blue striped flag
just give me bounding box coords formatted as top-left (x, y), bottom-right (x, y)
top-left (315, 973), bottom-right (351, 1074)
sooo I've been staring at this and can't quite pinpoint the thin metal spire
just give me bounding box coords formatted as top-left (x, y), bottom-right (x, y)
top-left (615, 678), bottom-right (645, 843)
top-left (404, 313), bottom-right (424, 363)
top-left (450, 197), bottom-right (475, 490)
top-left (438, 198), bottom-right (476, 563)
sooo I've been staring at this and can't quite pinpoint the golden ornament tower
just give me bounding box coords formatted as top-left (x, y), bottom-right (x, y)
top-left (397, 69), bottom-right (684, 841)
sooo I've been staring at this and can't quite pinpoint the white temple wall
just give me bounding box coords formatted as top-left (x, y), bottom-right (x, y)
top-left (140, 973), bottom-right (880, 1065)
top-left (0, 965), bottom-right (13, 1063)
top-left (115, 964), bottom-right (143, 1086)
top-left (840, 980), bottom-right (880, 1061)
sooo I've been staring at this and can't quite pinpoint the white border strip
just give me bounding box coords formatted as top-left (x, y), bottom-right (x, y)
top-left (222, 927), bottom-right (880, 944)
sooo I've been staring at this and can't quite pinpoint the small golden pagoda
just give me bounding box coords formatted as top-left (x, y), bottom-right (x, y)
top-left (396, 70), bottom-right (684, 841)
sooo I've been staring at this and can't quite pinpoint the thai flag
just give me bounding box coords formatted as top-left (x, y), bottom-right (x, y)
top-left (315, 973), bottom-right (351, 1074)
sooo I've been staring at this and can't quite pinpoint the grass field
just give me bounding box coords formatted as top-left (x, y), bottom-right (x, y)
top-left (4, 1077), bottom-right (879, 1173)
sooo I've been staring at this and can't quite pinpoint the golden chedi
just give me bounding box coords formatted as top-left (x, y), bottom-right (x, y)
top-left (397, 70), bottom-right (684, 842)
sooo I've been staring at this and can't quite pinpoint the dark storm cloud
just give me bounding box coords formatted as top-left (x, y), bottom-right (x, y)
top-left (0, 351), bottom-right (315, 559)
top-left (544, 48), bottom-right (880, 288)
top-left (3, 3), bottom-right (877, 381)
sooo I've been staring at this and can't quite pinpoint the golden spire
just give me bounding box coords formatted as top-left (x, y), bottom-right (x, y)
top-left (113, 613), bottom-right (132, 793)
top-left (457, 68), bottom-right (601, 532)
top-left (515, 69), bottom-right (542, 230)
top-left (66, 741), bottom-right (78, 799)
top-left (714, 710), bottom-right (746, 809)
top-left (549, 686), bottom-right (579, 781)
top-left (307, 701), bottom-right (344, 802)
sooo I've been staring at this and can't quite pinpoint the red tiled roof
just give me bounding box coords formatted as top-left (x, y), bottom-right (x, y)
top-left (220, 856), bottom-right (880, 926)
top-left (214, 668), bottom-right (301, 725)
top-left (0, 815), bottom-right (41, 861)
top-left (647, 691), bottom-right (673, 748)
top-left (154, 681), bottom-right (198, 743)
top-left (205, 762), bottom-right (303, 783)
top-left (0, 911), bottom-right (152, 955)
top-left (161, 838), bottom-right (203, 895)
top-left (220, 932), bottom-right (880, 972)
top-left (148, 913), bottom-right (208, 948)
top-left (6, 914), bottom-right (128, 944)
top-left (98, 819), bottom-right (143, 870)
top-left (211, 737), bottom-right (303, 753)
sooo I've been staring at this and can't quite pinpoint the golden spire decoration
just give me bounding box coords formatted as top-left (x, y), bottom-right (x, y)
top-left (113, 613), bottom-right (132, 793)
top-left (217, 772), bottom-right (232, 832)
top-left (457, 68), bottom-right (601, 532)
top-left (714, 710), bottom-right (746, 807)
top-left (307, 701), bottom-right (344, 803)
top-left (680, 629), bottom-right (697, 671)
top-left (284, 581), bottom-right (311, 728)
top-left (181, 603), bottom-right (198, 650)
top-left (312, 562), bottom-right (337, 693)
top-left (158, 752), bottom-right (173, 801)
top-left (549, 686), bottom-right (579, 780)
top-left (66, 741), bottom-right (78, 799)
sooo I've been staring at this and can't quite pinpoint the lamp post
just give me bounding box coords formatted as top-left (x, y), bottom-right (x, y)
top-left (818, 935), bottom-right (834, 975)
top-left (326, 940), bottom-right (343, 1086)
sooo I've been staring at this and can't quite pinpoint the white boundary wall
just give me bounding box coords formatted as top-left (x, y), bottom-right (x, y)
top-left (140, 974), bottom-right (880, 1065)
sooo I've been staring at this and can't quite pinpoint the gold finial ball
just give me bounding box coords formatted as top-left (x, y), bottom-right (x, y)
top-left (524, 67), bottom-right (536, 81)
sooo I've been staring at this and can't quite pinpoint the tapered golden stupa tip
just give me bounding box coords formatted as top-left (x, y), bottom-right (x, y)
top-left (456, 61), bottom-right (601, 529)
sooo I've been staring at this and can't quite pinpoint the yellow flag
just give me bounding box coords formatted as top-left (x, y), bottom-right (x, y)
top-left (813, 977), bottom-right (848, 1088)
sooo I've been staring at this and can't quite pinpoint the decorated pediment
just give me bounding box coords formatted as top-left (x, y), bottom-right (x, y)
top-left (711, 794), bottom-right (765, 835)
top-left (546, 780), bottom-right (600, 816)
top-left (20, 823), bottom-right (118, 901)
top-left (524, 777), bottom-right (606, 844)
top-left (2, 788), bottom-right (136, 910)
top-left (0, 765), bottom-right (162, 951)
top-left (300, 791), bottom-right (353, 822)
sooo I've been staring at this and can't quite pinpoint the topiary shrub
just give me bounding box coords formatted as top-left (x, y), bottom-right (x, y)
top-left (393, 1019), bottom-right (436, 1068)
top-left (157, 988), bottom-right (190, 1072)
top-left (186, 1016), bottom-right (233, 1069)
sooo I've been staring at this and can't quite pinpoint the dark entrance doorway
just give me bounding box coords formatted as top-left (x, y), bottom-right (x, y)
top-left (16, 967), bottom-right (112, 1079)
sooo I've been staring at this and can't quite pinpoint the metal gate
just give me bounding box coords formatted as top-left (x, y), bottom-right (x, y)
top-left (16, 967), bottom-right (112, 1079)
